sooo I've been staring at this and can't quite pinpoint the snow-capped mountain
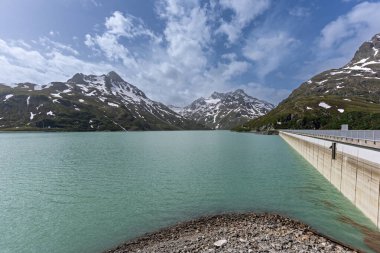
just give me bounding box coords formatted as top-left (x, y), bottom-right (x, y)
top-left (0, 71), bottom-right (205, 131)
top-left (289, 33), bottom-right (380, 101)
top-left (178, 89), bottom-right (274, 129)
top-left (238, 33), bottom-right (380, 131)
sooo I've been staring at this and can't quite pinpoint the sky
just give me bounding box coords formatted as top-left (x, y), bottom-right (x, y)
top-left (0, 0), bottom-right (380, 106)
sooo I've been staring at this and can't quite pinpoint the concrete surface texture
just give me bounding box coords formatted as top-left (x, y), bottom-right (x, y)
top-left (280, 131), bottom-right (380, 229)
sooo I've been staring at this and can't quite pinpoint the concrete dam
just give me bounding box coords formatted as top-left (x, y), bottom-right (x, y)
top-left (280, 130), bottom-right (380, 229)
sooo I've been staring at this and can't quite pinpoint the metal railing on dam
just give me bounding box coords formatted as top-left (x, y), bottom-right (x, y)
top-left (283, 130), bottom-right (380, 142)
top-left (281, 130), bottom-right (380, 149)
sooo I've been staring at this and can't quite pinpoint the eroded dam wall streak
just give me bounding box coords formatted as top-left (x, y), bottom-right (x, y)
top-left (280, 131), bottom-right (380, 229)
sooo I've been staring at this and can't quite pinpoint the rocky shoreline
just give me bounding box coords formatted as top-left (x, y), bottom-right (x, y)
top-left (105, 213), bottom-right (358, 253)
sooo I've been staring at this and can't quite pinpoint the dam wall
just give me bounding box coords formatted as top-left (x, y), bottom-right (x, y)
top-left (279, 131), bottom-right (380, 229)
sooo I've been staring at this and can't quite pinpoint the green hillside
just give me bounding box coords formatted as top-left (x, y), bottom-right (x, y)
top-left (234, 33), bottom-right (380, 131)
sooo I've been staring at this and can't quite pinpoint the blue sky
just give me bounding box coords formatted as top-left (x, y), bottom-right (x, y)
top-left (0, 0), bottom-right (380, 105)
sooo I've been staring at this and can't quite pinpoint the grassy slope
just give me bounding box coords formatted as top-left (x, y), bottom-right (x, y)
top-left (233, 95), bottom-right (380, 131)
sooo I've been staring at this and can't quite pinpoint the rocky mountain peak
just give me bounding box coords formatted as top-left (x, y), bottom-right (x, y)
top-left (371, 33), bottom-right (380, 44)
top-left (107, 71), bottom-right (124, 82)
top-left (67, 73), bottom-right (86, 84)
top-left (232, 89), bottom-right (246, 96)
top-left (349, 33), bottom-right (380, 64)
top-left (210, 91), bottom-right (225, 99)
top-left (67, 71), bottom-right (126, 86)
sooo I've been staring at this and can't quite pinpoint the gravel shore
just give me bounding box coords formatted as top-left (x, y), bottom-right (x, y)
top-left (105, 213), bottom-right (358, 253)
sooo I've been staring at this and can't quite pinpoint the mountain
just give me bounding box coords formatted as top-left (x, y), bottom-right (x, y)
top-left (177, 89), bottom-right (274, 129)
top-left (0, 71), bottom-right (205, 131)
top-left (235, 33), bottom-right (380, 131)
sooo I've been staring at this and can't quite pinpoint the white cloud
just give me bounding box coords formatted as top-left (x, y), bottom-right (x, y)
top-left (243, 31), bottom-right (298, 78)
top-left (206, 59), bottom-right (250, 83)
top-left (8, 40), bottom-right (32, 49)
top-left (83, 3), bottom-right (221, 105)
top-left (144, 1), bottom-right (261, 105)
top-left (0, 38), bottom-right (115, 85)
top-left (218, 0), bottom-right (271, 43)
top-left (104, 11), bottom-right (160, 42)
top-left (84, 11), bottom-right (162, 68)
top-left (319, 1), bottom-right (380, 57)
top-left (105, 11), bottom-right (128, 35)
top-left (160, 1), bottom-right (211, 68)
top-left (90, 33), bottom-right (135, 66)
top-left (0, 39), bottom-right (46, 71)
top-left (39, 37), bottom-right (79, 55)
top-left (84, 34), bottom-right (95, 47)
top-left (221, 53), bottom-right (237, 61)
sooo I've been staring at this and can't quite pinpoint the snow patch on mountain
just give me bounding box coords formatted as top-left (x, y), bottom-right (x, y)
top-left (344, 65), bottom-right (375, 73)
top-left (108, 102), bottom-right (120, 107)
top-left (319, 102), bottom-right (331, 109)
top-left (30, 112), bottom-right (36, 120)
top-left (3, 94), bottom-right (13, 101)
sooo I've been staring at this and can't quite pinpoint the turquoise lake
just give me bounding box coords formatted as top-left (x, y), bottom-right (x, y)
top-left (0, 131), bottom-right (379, 253)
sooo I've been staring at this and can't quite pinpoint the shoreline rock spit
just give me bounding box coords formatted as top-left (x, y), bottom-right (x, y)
top-left (105, 213), bottom-right (358, 253)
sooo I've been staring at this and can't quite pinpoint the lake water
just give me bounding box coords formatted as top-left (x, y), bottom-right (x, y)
top-left (0, 131), bottom-right (379, 253)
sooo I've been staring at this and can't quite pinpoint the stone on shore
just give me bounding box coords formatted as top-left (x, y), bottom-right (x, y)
top-left (213, 239), bottom-right (227, 247)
